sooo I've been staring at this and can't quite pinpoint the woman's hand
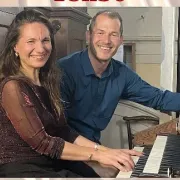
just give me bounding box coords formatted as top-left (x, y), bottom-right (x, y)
top-left (92, 148), bottom-right (143, 172)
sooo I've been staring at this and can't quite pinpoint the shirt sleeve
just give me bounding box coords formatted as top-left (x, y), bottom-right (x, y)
top-left (57, 113), bottom-right (79, 143)
top-left (122, 66), bottom-right (180, 112)
top-left (59, 67), bottom-right (75, 110)
top-left (1, 79), bottom-right (66, 159)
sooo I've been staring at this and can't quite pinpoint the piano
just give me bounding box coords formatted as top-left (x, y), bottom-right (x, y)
top-left (117, 134), bottom-right (180, 178)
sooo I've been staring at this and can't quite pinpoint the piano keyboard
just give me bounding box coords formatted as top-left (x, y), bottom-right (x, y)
top-left (116, 146), bottom-right (144, 178)
top-left (117, 134), bottom-right (180, 178)
top-left (158, 135), bottom-right (180, 175)
top-left (143, 135), bottom-right (167, 174)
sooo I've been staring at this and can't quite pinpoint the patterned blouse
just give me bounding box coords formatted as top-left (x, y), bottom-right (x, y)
top-left (0, 77), bottom-right (79, 164)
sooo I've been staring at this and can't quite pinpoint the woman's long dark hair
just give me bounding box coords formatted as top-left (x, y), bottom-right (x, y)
top-left (0, 9), bottom-right (63, 115)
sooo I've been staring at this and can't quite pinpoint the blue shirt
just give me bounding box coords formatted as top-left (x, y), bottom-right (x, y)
top-left (58, 49), bottom-right (180, 142)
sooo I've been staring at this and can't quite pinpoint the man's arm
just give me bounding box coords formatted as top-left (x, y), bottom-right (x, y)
top-left (122, 67), bottom-right (180, 112)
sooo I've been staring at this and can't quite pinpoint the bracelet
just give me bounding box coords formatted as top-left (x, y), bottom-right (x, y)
top-left (94, 143), bottom-right (99, 151)
top-left (88, 143), bottom-right (99, 161)
top-left (88, 153), bottom-right (93, 160)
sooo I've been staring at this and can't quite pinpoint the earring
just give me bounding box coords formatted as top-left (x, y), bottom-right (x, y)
top-left (15, 52), bottom-right (19, 57)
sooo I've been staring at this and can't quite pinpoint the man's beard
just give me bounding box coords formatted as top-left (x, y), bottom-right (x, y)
top-left (89, 39), bottom-right (118, 63)
top-left (89, 40), bottom-right (111, 63)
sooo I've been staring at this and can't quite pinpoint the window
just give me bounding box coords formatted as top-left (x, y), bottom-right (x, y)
top-left (123, 43), bottom-right (136, 71)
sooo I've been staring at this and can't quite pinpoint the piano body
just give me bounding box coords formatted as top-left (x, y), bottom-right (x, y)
top-left (86, 120), bottom-right (180, 178)
top-left (89, 113), bottom-right (179, 178)
top-left (117, 134), bottom-right (180, 178)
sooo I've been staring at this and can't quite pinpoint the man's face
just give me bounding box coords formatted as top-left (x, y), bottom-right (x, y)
top-left (87, 14), bottom-right (123, 62)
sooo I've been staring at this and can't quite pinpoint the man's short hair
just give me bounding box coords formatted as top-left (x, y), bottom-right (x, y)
top-left (89, 10), bottom-right (123, 36)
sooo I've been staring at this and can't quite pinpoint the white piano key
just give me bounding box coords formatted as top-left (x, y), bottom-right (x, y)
top-left (116, 146), bottom-right (144, 178)
top-left (143, 135), bottom-right (167, 174)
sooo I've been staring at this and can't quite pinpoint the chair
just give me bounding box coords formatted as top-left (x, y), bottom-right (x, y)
top-left (101, 100), bottom-right (170, 149)
top-left (122, 115), bottom-right (160, 149)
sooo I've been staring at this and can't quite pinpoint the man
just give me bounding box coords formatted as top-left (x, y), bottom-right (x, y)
top-left (58, 10), bottom-right (180, 144)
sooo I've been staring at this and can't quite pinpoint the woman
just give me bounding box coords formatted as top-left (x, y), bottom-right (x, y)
top-left (0, 9), bottom-right (141, 177)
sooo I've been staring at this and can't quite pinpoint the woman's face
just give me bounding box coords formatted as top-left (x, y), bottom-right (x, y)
top-left (14, 22), bottom-right (52, 70)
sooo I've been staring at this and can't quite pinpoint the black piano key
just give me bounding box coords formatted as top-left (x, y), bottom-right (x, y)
top-left (159, 134), bottom-right (180, 176)
top-left (131, 146), bottom-right (152, 177)
top-left (131, 134), bottom-right (180, 178)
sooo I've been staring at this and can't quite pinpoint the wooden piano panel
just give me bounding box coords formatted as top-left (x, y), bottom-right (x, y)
top-left (133, 118), bottom-right (177, 146)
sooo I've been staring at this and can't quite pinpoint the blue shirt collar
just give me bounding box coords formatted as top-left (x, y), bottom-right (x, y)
top-left (81, 49), bottom-right (113, 78)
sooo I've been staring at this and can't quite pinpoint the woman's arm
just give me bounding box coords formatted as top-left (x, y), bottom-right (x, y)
top-left (1, 80), bottom-right (65, 159)
top-left (73, 135), bottom-right (108, 151)
top-left (1, 79), bottom-right (141, 172)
